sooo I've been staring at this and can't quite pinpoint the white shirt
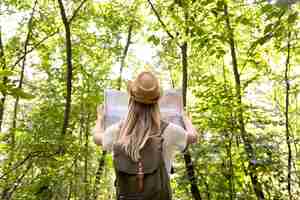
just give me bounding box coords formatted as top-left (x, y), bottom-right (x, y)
top-left (102, 122), bottom-right (188, 174)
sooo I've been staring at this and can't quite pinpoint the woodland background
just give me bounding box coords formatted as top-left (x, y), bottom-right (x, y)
top-left (0, 0), bottom-right (300, 200)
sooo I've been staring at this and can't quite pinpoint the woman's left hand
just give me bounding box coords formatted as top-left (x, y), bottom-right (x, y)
top-left (97, 105), bottom-right (104, 120)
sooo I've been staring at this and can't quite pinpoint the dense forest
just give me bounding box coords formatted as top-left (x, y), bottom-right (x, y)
top-left (0, 0), bottom-right (300, 199)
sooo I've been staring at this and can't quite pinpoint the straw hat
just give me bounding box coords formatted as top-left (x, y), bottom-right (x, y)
top-left (127, 71), bottom-right (161, 104)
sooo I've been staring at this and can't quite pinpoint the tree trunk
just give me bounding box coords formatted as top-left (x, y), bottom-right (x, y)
top-left (0, 28), bottom-right (7, 131)
top-left (84, 113), bottom-right (90, 200)
top-left (285, 30), bottom-right (292, 200)
top-left (92, 151), bottom-right (106, 200)
top-left (223, 3), bottom-right (264, 200)
top-left (180, 4), bottom-right (202, 200)
top-left (181, 42), bottom-right (202, 200)
top-left (57, 0), bottom-right (73, 137)
top-left (181, 42), bottom-right (188, 108)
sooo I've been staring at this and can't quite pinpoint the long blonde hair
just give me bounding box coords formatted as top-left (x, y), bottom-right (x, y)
top-left (118, 98), bottom-right (161, 162)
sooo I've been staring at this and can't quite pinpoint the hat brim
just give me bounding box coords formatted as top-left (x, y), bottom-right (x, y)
top-left (127, 72), bottom-right (161, 104)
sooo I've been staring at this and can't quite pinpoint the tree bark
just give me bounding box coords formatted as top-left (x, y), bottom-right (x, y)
top-left (0, 28), bottom-right (7, 131)
top-left (57, 0), bottom-right (73, 137)
top-left (92, 151), bottom-right (106, 200)
top-left (84, 113), bottom-right (90, 200)
top-left (223, 3), bottom-right (264, 200)
top-left (181, 42), bottom-right (188, 108)
top-left (57, 0), bottom-right (87, 138)
top-left (285, 30), bottom-right (292, 200)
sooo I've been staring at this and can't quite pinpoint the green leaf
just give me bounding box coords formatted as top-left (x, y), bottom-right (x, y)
top-left (10, 88), bottom-right (35, 99)
top-left (216, 0), bottom-right (224, 11)
top-left (288, 12), bottom-right (298, 24)
top-left (0, 143), bottom-right (9, 152)
top-left (249, 33), bottom-right (273, 54)
top-left (147, 35), bottom-right (160, 46)
top-left (264, 23), bottom-right (273, 34)
top-left (0, 69), bottom-right (14, 77)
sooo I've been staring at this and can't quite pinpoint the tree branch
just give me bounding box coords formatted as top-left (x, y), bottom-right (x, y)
top-left (57, 0), bottom-right (69, 26)
top-left (0, 150), bottom-right (59, 180)
top-left (11, 29), bottom-right (59, 69)
top-left (0, 27), bottom-right (6, 70)
top-left (0, 151), bottom-right (36, 180)
top-left (11, 0), bottom-right (38, 132)
top-left (118, 24), bottom-right (133, 90)
top-left (147, 0), bottom-right (175, 40)
top-left (69, 0), bottom-right (88, 23)
top-left (4, 163), bottom-right (32, 200)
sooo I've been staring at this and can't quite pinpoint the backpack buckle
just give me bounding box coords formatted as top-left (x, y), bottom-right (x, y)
top-left (137, 161), bottom-right (144, 192)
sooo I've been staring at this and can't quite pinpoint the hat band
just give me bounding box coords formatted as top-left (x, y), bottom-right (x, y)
top-left (130, 91), bottom-right (160, 104)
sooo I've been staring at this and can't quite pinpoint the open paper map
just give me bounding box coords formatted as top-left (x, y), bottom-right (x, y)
top-left (103, 89), bottom-right (185, 129)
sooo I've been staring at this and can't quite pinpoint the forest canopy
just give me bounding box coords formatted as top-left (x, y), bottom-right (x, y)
top-left (0, 0), bottom-right (300, 199)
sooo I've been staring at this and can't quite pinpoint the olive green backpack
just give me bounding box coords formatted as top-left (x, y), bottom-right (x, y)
top-left (113, 121), bottom-right (171, 200)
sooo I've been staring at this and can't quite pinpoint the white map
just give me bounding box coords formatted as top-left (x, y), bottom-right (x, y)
top-left (103, 89), bottom-right (185, 129)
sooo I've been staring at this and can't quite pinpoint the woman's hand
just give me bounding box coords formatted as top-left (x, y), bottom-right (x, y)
top-left (183, 114), bottom-right (198, 144)
top-left (94, 105), bottom-right (105, 145)
top-left (97, 105), bottom-right (104, 120)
